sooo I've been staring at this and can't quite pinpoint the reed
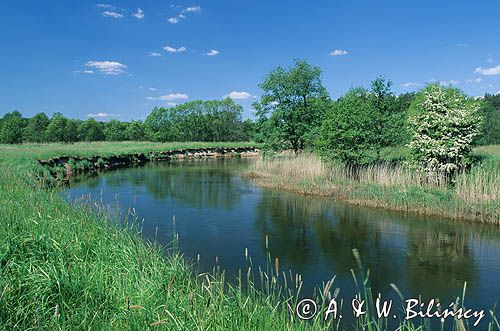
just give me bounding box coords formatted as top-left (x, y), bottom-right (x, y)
top-left (249, 148), bottom-right (500, 223)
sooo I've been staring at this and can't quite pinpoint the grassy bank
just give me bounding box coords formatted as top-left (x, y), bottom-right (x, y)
top-left (248, 146), bottom-right (500, 223)
top-left (0, 142), bottom-right (498, 330)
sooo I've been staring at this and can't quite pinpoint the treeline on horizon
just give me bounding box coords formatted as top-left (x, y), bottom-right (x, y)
top-left (0, 60), bottom-right (499, 148)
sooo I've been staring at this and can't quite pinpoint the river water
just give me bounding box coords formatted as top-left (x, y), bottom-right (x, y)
top-left (67, 157), bottom-right (500, 328)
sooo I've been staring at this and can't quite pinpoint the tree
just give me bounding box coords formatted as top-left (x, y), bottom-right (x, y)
top-left (476, 94), bottom-right (500, 145)
top-left (144, 107), bottom-right (173, 142)
top-left (254, 59), bottom-right (330, 152)
top-left (204, 98), bottom-right (243, 141)
top-left (0, 111), bottom-right (25, 144)
top-left (144, 100), bottom-right (245, 142)
top-left (78, 118), bottom-right (104, 142)
top-left (407, 84), bottom-right (482, 174)
top-left (241, 119), bottom-right (256, 141)
top-left (22, 112), bottom-right (49, 142)
top-left (104, 119), bottom-right (127, 141)
top-left (317, 88), bottom-right (377, 166)
top-left (370, 76), bottom-right (397, 159)
top-left (126, 120), bottom-right (145, 141)
top-left (45, 113), bottom-right (69, 142)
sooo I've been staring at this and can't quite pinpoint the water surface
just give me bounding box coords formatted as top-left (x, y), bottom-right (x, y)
top-left (67, 158), bottom-right (500, 326)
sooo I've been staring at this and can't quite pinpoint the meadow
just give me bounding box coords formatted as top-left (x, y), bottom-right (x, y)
top-left (0, 142), bottom-right (499, 330)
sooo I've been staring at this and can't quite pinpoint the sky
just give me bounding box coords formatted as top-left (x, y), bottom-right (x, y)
top-left (1, 0), bottom-right (500, 121)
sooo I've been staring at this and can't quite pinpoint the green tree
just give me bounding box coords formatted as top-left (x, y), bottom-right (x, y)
top-left (22, 112), bottom-right (49, 142)
top-left (103, 119), bottom-right (127, 141)
top-left (144, 100), bottom-right (245, 142)
top-left (0, 111), bottom-right (25, 144)
top-left (317, 88), bottom-right (377, 166)
top-left (241, 119), bottom-right (256, 141)
top-left (126, 120), bottom-right (145, 141)
top-left (370, 76), bottom-right (397, 159)
top-left (407, 84), bottom-right (482, 174)
top-left (254, 59), bottom-right (329, 152)
top-left (144, 107), bottom-right (173, 142)
top-left (78, 118), bottom-right (104, 142)
top-left (476, 94), bottom-right (500, 145)
top-left (45, 113), bottom-right (69, 142)
top-left (66, 119), bottom-right (80, 143)
top-left (204, 98), bottom-right (243, 141)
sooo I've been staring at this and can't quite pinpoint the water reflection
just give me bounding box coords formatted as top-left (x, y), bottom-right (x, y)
top-left (67, 158), bottom-right (500, 317)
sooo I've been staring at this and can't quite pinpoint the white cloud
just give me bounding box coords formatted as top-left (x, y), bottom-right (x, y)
top-left (133, 8), bottom-right (144, 19)
top-left (330, 49), bottom-right (348, 56)
top-left (182, 6), bottom-right (201, 13)
top-left (163, 46), bottom-right (187, 53)
top-left (102, 11), bottom-right (123, 18)
top-left (465, 78), bottom-right (482, 83)
top-left (475, 65), bottom-right (500, 76)
top-left (85, 61), bottom-right (127, 75)
top-left (166, 102), bottom-right (177, 107)
top-left (204, 49), bottom-right (219, 56)
top-left (169, 6), bottom-right (199, 24)
top-left (149, 52), bottom-right (162, 57)
top-left (87, 112), bottom-right (120, 118)
top-left (148, 87), bottom-right (157, 91)
top-left (401, 82), bottom-right (420, 88)
top-left (97, 4), bottom-right (113, 9)
top-left (487, 58), bottom-right (494, 63)
top-left (439, 80), bottom-right (460, 86)
top-left (457, 43), bottom-right (469, 48)
top-left (496, 91), bottom-right (500, 95)
top-left (223, 91), bottom-right (255, 100)
top-left (74, 70), bottom-right (95, 75)
top-left (147, 93), bottom-right (188, 101)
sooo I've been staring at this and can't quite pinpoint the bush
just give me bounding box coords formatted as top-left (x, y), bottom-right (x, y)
top-left (407, 84), bottom-right (482, 174)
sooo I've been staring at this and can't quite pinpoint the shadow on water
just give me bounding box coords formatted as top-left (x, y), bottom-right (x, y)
top-left (67, 157), bottom-right (500, 324)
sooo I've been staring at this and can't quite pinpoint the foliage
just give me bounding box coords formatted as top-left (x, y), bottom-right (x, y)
top-left (370, 77), bottom-right (412, 156)
top-left (476, 93), bottom-right (500, 145)
top-left (144, 98), bottom-right (245, 142)
top-left (78, 118), bottom-right (105, 142)
top-left (254, 59), bottom-right (330, 152)
top-left (22, 112), bottom-right (49, 142)
top-left (103, 119), bottom-right (128, 141)
top-left (125, 120), bottom-right (145, 141)
top-left (407, 84), bottom-right (482, 174)
top-left (45, 113), bottom-right (71, 143)
top-left (317, 88), bottom-right (377, 165)
top-left (0, 111), bottom-right (25, 144)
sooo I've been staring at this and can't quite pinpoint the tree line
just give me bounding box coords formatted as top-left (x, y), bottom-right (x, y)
top-left (253, 60), bottom-right (499, 173)
top-left (1, 59), bottom-right (499, 170)
top-left (0, 98), bottom-right (254, 144)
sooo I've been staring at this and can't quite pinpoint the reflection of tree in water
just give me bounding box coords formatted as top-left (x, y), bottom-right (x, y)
top-left (405, 225), bottom-right (477, 301)
top-left (103, 159), bottom-right (245, 210)
top-left (313, 205), bottom-right (405, 294)
top-left (255, 191), bottom-right (404, 292)
top-left (254, 191), bottom-right (327, 267)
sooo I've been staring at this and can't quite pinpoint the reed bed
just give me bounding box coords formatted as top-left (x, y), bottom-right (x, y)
top-left (250, 150), bottom-right (500, 223)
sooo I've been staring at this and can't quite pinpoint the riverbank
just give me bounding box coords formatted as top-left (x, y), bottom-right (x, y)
top-left (0, 142), bottom-right (497, 330)
top-left (247, 146), bottom-right (500, 224)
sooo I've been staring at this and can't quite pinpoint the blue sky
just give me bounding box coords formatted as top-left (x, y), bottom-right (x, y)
top-left (1, 0), bottom-right (500, 121)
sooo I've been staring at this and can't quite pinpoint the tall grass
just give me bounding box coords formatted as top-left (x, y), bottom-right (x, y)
top-left (1, 142), bottom-right (499, 329)
top-left (249, 149), bottom-right (500, 223)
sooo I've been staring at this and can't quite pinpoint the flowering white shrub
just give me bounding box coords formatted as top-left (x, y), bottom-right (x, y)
top-left (407, 85), bottom-right (482, 174)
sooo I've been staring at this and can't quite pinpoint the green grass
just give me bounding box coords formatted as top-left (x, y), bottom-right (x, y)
top-left (0, 142), bottom-right (498, 330)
